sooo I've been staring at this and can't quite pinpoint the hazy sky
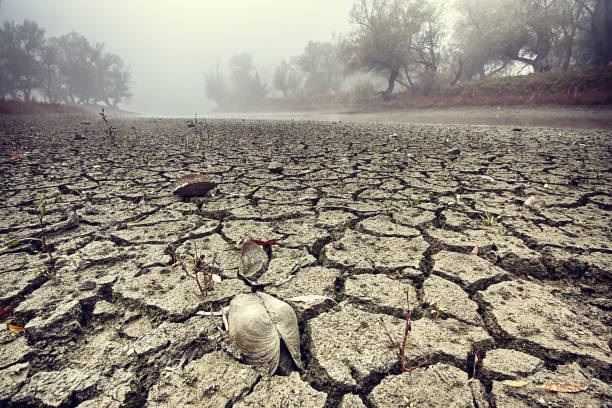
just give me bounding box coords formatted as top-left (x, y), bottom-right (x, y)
top-left (1, 0), bottom-right (355, 116)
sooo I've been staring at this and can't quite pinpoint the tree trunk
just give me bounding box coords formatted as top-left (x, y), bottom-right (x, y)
top-left (592, 0), bottom-right (612, 65)
top-left (382, 68), bottom-right (398, 101)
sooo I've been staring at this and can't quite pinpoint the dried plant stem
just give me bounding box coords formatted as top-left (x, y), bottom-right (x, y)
top-left (174, 248), bottom-right (205, 295)
top-left (407, 354), bottom-right (431, 372)
top-left (379, 317), bottom-right (400, 354)
top-left (38, 212), bottom-right (57, 278)
top-left (173, 248), bottom-right (217, 296)
top-left (400, 310), bottom-right (412, 372)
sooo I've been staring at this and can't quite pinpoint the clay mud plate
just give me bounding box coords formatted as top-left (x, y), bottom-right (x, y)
top-left (0, 115), bottom-right (610, 407)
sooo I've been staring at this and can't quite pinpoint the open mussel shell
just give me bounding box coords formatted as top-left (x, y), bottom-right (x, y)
top-left (238, 240), bottom-right (269, 284)
top-left (227, 292), bottom-right (302, 375)
top-left (172, 174), bottom-right (218, 198)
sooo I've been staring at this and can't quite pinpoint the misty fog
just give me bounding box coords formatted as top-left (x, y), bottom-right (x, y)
top-left (1, 0), bottom-right (610, 116)
top-left (0, 0), bottom-right (356, 115)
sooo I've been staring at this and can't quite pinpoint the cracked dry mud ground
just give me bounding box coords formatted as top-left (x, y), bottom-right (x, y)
top-left (0, 115), bottom-right (610, 408)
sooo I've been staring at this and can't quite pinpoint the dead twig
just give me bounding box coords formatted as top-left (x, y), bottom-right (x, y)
top-left (379, 316), bottom-right (400, 354)
top-left (400, 288), bottom-right (412, 372)
top-left (172, 246), bottom-right (217, 296)
top-left (407, 354), bottom-right (431, 372)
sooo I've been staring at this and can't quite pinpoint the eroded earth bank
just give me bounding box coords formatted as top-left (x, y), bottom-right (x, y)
top-left (0, 115), bottom-right (611, 407)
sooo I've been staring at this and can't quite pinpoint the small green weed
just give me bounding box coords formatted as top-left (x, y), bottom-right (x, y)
top-left (480, 211), bottom-right (503, 226)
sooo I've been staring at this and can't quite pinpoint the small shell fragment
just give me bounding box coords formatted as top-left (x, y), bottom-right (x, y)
top-left (524, 196), bottom-right (546, 209)
top-left (238, 240), bottom-right (269, 283)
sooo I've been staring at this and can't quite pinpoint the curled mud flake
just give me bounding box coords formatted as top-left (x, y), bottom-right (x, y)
top-left (172, 174), bottom-right (218, 198)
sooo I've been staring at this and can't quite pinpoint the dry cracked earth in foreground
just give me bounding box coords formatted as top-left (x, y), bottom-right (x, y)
top-left (0, 115), bottom-right (611, 408)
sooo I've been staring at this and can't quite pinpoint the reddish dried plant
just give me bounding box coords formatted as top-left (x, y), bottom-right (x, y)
top-left (173, 247), bottom-right (218, 296)
top-left (380, 288), bottom-right (431, 373)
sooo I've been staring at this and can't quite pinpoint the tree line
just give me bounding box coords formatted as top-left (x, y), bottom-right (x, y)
top-left (207, 0), bottom-right (612, 107)
top-left (0, 19), bottom-right (131, 106)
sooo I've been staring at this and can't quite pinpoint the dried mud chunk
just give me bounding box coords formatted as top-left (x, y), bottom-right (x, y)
top-left (113, 266), bottom-right (249, 320)
top-left (344, 274), bottom-right (417, 317)
top-left (476, 280), bottom-right (612, 376)
top-left (432, 250), bottom-right (509, 292)
top-left (0, 363), bottom-right (28, 401)
top-left (147, 350), bottom-right (260, 408)
top-left (272, 217), bottom-right (331, 252)
top-left (368, 363), bottom-right (487, 408)
top-left (321, 229), bottom-right (429, 273)
top-left (0, 336), bottom-right (33, 370)
top-left (422, 275), bottom-right (480, 325)
top-left (172, 174), bottom-right (217, 198)
top-left (357, 215), bottom-right (420, 238)
top-left (339, 393), bottom-right (367, 408)
top-left (13, 368), bottom-right (99, 407)
top-left (305, 303), bottom-right (492, 390)
top-left (481, 349), bottom-right (544, 380)
top-left (254, 247), bottom-right (317, 286)
top-left (25, 299), bottom-right (83, 343)
top-left (315, 210), bottom-right (358, 230)
top-left (392, 207), bottom-right (436, 228)
top-left (233, 371), bottom-right (326, 408)
top-left (305, 303), bottom-right (404, 389)
top-left (132, 316), bottom-right (219, 360)
top-left (264, 266), bottom-right (340, 299)
top-left (490, 362), bottom-right (612, 408)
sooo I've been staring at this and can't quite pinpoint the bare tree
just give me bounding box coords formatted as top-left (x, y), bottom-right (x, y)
top-left (273, 60), bottom-right (302, 98)
top-left (340, 0), bottom-right (437, 101)
top-left (295, 41), bottom-right (343, 95)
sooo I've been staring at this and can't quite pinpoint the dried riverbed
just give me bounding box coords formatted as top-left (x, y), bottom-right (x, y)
top-left (0, 115), bottom-right (611, 407)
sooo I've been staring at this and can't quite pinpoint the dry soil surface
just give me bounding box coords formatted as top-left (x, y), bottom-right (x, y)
top-left (0, 115), bottom-right (611, 408)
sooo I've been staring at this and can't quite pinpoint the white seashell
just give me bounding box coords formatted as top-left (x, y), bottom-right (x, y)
top-left (524, 196), bottom-right (537, 207)
top-left (228, 292), bottom-right (302, 375)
